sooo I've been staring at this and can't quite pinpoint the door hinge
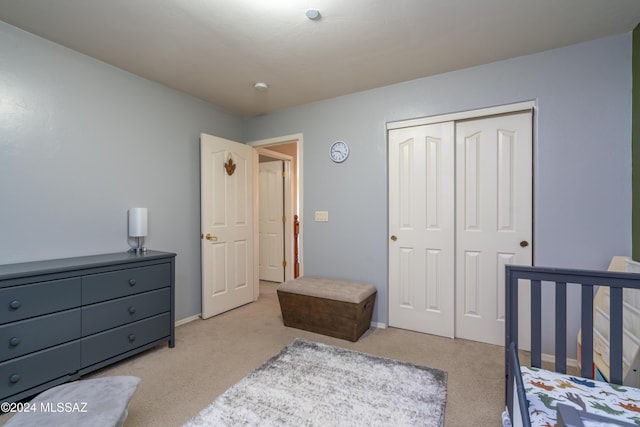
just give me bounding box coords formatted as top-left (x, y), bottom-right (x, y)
top-left (282, 215), bottom-right (286, 223)
top-left (282, 260), bottom-right (287, 267)
top-left (282, 170), bottom-right (286, 178)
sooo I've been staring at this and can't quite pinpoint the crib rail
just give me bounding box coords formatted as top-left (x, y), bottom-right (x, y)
top-left (508, 341), bottom-right (531, 426)
top-left (505, 264), bottom-right (640, 405)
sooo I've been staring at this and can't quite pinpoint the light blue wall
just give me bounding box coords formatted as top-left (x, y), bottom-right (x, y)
top-left (0, 22), bottom-right (243, 320)
top-left (245, 33), bottom-right (633, 354)
top-left (0, 17), bottom-right (633, 357)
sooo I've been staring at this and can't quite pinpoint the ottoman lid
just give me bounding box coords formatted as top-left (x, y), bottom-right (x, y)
top-left (277, 276), bottom-right (376, 304)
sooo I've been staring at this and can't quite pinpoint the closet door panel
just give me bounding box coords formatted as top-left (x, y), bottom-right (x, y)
top-left (388, 122), bottom-right (455, 337)
top-left (455, 112), bottom-right (532, 347)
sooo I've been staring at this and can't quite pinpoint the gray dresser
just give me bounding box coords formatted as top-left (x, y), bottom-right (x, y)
top-left (0, 250), bottom-right (176, 403)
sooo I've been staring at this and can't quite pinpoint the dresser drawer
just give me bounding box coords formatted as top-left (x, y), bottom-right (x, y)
top-left (81, 313), bottom-right (170, 368)
top-left (0, 341), bottom-right (80, 398)
top-left (82, 288), bottom-right (170, 336)
top-left (0, 278), bottom-right (81, 324)
top-left (0, 309), bottom-right (81, 361)
top-left (82, 263), bottom-right (170, 304)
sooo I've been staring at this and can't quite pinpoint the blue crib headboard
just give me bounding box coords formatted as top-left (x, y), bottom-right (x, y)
top-left (505, 264), bottom-right (640, 405)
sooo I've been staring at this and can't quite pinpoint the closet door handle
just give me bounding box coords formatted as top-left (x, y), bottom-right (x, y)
top-left (390, 235), bottom-right (397, 242)
top-left (520, 241), bottom-right (529, 248)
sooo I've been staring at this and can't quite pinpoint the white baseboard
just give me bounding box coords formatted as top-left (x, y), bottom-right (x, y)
top-left (371, 322), bottom-right (387, 329)
top-left (541, 352), bottom-right (578, 368)
top-left (175, 314), bottom-right (201, 327)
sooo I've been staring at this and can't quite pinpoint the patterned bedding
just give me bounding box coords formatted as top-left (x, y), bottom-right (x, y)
top-left (522, 365), bottom-right (640, 426)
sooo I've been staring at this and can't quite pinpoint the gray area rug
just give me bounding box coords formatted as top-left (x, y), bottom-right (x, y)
top-left (183, 338), bottom-right (447, 426)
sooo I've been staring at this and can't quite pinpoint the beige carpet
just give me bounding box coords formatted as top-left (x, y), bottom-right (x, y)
top-left (0, 282), bottom-right (504, 426)
top-left (183, 338), bottom-right (447, 426)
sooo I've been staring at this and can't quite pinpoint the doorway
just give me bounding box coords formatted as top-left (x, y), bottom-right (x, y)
top-left (258, 155), bottom-right (291, 282)
top-left (250, 134), bottom-right (302, 283)
top-left (387, 103), bottom-right (533, 346)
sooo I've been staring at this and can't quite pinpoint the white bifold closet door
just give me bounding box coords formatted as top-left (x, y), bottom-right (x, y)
top-left (388, 111), bottom-right (532, 346)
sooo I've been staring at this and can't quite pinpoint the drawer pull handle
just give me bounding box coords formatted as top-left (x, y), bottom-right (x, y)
top-left (9, 337), bottom-right (20, 347)
top-left (128, 279), bottom-right (136, 286)
top-left (9, 374), bottom-right (20, 384)
top-left (128, 334), bottom-right (136, 343)
top-left (128, 306), bottom-right (136, 315)
top-left (9, 300), bottom-right (21, 310)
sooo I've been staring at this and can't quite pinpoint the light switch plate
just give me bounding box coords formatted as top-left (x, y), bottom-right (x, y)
top-left (315, 211), bottom-right (329, 222)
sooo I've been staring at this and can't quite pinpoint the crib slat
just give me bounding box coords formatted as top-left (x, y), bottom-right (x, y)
top-left (580, 285), bottom-right (594, 379)
top-left (555, 281), bottom-right (567, 374)
top-left (531, 279), bottom-right (542, 368)
top-left (610, 286), bottom-right (623, 384)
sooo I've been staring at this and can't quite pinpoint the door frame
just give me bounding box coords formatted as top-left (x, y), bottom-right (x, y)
top-left (249, 133), bottom-right (304, 280)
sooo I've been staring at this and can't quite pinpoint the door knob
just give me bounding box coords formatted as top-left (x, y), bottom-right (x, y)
top-left (520, 240), bottom-right (529, 248)
top-left (390, 235), bottom-right (397, 242)
top-left (204, 233), bottom-right (217, 241)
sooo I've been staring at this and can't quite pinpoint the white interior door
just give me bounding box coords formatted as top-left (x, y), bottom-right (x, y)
top-left (388, 109), bottom-right (532, 346)
top-left (200, 133), bottom-right (257, 319)
top-left (259, 160), bottom-right (285, 282)
top-left (388, 122), bottom-right (455, 337)
top-left (455, 113), bottom-right (532, 346)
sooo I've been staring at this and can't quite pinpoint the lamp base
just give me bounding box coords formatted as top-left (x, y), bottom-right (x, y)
top-left (128, 247), bottom-right (148, 255)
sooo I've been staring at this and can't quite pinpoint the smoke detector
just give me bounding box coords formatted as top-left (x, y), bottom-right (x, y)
top-left (254, 82), bottom-right (268, 92)
top-left (305, 8), bottom-right (320, 20)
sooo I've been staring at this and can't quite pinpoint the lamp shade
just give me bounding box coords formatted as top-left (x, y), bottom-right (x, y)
top-left (128, 208), bottom-right (148, 237)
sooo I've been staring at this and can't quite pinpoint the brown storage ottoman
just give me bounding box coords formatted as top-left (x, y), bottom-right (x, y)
top-left (276, 277), bottom-right (377, 342)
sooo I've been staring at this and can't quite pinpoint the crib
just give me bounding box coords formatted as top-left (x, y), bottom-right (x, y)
top-left (504, 263), bottom-right (640, 426)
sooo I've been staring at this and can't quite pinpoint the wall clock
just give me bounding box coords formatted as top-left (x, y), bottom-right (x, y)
top-left (329, 140), bottom-right (349, 163)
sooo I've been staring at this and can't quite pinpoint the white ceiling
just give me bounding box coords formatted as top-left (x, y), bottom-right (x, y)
top-left (1, 0), bottom-right (640, 117)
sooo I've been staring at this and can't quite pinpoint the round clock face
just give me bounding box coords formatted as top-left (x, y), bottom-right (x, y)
top-left (329, 141), bottom-right (349, 163)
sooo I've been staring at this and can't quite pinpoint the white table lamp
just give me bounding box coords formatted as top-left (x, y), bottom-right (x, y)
top-left (128, 207), bottom-right (148, 254)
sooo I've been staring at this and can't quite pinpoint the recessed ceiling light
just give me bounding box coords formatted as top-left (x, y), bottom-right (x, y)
top-left (254, 82), bottom-right (268, 91)
top-left (305, 8), bottom-right (320, 20)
